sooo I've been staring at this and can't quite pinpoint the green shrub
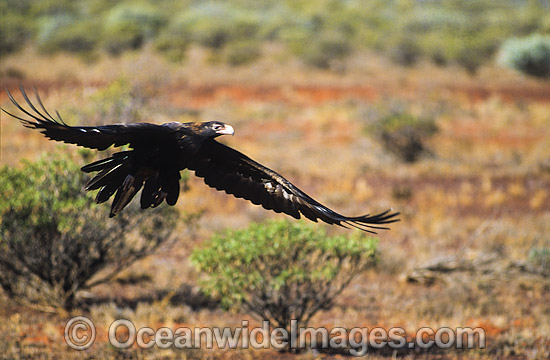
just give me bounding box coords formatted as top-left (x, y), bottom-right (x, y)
top-left (154, 33), bottom-right (189, 63)
top-left (528, 248), bottom-right (550, 276)
top-left (103, 3), bottom-right (165, 55)
top-left (224, 41), bottom-right (261, 66)
top-left (86, 79), bottom-right (146, 124)
top-left (258, 5), bottom-right (312, 41)
top-left (454, 35), bottom-right (499, 75)
top-left (154, 17), bottom-right (191, 63)
top-left (172, 3), bottom-right (260, 50)
top-left (3, 0), bottom-right (550, 70)
top-left (37, 15), bottom-right (97, 54)
top-left (498, 34), bottom-right (550, 79)
top-left (405, 7), bottom-right (471, 34)
top-left (413, 20), bottom-right (501, 74)
top-left (299, 31), bottom-right (351, 69)
top-left (388, 37), bottom-right (421, 67)
top-left (28, 0), bottom-right (78, 17)
top-left (0, 155), bottom-right (179, 310)
top-left (0, 12), bottom-right (31, 55)
top-left (368, 110), bottom-right (438, 163)
top-left (37, 14), bottom-right (72, 49)
top-left (278, 24), bottom-right (315, 55)
top-left (192, 220), bottom-right (378, 350)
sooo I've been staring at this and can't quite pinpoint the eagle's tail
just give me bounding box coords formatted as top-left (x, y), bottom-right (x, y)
top-left (81, 152), bottom-right (180, 217)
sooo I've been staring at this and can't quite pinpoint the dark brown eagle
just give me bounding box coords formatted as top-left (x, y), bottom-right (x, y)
top-left (2, 88), bottom-right (399, 233)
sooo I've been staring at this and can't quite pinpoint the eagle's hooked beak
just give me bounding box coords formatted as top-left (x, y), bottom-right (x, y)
top-left (218, 124), bottom-right (235, 136)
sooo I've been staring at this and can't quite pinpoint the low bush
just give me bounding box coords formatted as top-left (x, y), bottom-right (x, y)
top-left (257, 5), bottom-right (311, 41)
top-left (29, 0), bottom-right (78, 17)
top-left (172, 3), bottom-right (260, 50)
top-left (498, 34), bottom-right (550, 79)
top-left (454, 35), bottom-right (499, 75)
top-left (154, 18), bottom-right (191, 63)
top-left (278, 24), bottom-right (315, 56)
top-left (37, 15), bottom-right (98, 54)
top-left (155, 33), bottom-right (189, 63)
top-left (299, 31), bottom-right (351, 69)
top-left (103, 3), bottom-right (165, 55)
top-left (80, 78), bottom-right (147, 125)
top-left (367, 109), bottom-right (438, 163)
top-left (388, 37), bottom-right (421, 67)
top-left (4, 0), bottom-right (550, 74)
top-left (224, 41), bottom-right (261, 66)
top-left (0, 155), bottom-right (179, 310)
top-left (0, 11), bottom-right (31, 55)
top-left (528, 247), bottom-right (550, 276)
top-left (192, 220), bottom-right (378, 351)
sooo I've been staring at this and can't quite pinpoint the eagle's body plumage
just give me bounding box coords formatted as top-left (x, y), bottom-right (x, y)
top-left (3, 88), bottom-right (399, 233)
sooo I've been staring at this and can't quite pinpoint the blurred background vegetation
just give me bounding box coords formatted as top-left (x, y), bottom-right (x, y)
top-left (1, 0), bottom-right (549, 75)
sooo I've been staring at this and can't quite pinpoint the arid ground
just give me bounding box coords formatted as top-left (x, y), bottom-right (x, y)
top-left (1, 46), bottom-right (549, 359)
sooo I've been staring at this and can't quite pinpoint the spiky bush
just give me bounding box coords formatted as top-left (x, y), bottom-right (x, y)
top-left (192, 220), bottom-right (378, 350)
top-left (498, 34), bottom-right (550, 79)
top-left (0, 155), bottom-right (179, 310)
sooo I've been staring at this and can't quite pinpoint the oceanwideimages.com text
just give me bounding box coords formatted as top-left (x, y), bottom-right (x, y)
top-left (65, 316), bottom-right (486, 355)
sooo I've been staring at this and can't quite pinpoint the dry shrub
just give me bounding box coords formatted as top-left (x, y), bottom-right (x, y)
top-left (369, 111), bottom-right (438, 163)
top-left (0, 155), bottom-right (179, 311)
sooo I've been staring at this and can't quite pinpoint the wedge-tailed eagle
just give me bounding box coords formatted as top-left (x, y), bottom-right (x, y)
top-left (2, 88), bottom-right (399, 233)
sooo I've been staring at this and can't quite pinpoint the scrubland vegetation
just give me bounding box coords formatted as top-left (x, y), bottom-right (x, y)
top-left (0, 155), bottom-right (181, 311)
top-left (1, 0), bottom-right (550, 359)
top-left (192, 220), bottom-right (378, 350)
top-left (2, 0), bottom-right (550, 75)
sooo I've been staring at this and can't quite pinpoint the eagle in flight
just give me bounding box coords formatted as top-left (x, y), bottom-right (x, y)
top-left (3, 88), bottom-right (399, 233)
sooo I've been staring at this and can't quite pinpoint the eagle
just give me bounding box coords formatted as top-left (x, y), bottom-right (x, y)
top-left (2, 88), bottom-right (399, 233)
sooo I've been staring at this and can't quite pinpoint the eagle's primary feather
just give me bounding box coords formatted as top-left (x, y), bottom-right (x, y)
top-left (2, 87), bottom-right (399, 233)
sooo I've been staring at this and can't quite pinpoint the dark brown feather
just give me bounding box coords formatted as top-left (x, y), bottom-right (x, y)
top-left (190, 140), bottom-right (399, 233)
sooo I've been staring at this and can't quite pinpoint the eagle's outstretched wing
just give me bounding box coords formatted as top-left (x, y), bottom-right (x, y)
top-left (3, 87), bottom-right (170, 150)
top-left (191, 139), bottom-right (399, 233)
top-left (3, 88), bottom-right (182, 216)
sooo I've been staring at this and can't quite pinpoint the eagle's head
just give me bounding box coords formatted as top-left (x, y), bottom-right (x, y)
top-left (195, 121), bottom-right (235, 138)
